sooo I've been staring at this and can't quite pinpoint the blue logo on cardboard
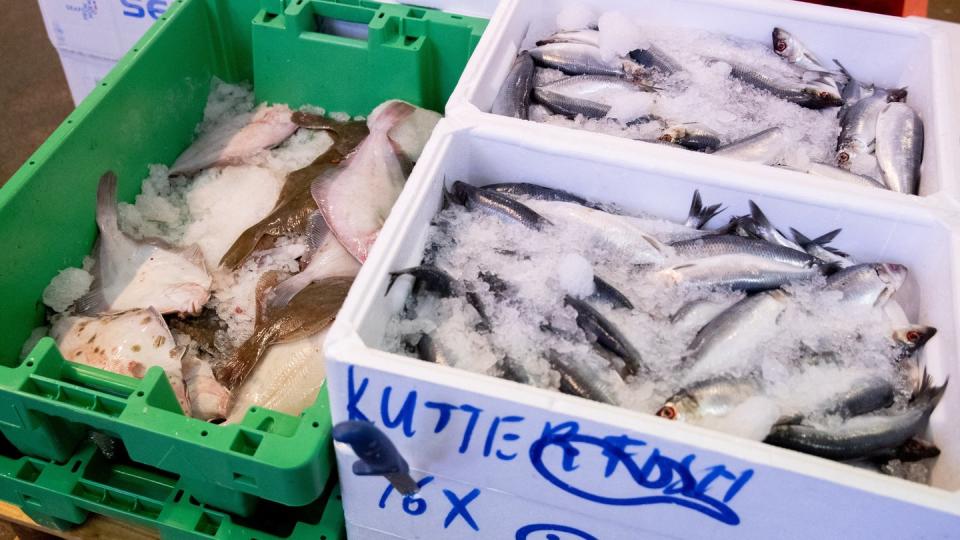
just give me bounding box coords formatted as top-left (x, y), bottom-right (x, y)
top-left (66, 0), bottom-right (98, 20)
top-left (120, 0), bottom-right (168, 19)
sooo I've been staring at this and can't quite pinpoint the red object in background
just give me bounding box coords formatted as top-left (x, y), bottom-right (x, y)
top-left (799, 0), bottom-right (928, 17)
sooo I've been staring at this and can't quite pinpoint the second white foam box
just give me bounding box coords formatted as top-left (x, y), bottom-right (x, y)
top-left (326, 119), bottom-right (960, 539)
top-left (447, 0), bottom-right (960, 200)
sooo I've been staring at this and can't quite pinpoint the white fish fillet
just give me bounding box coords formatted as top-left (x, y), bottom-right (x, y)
top-left (225, 330), bottom-right (328, 423)
top-left (312, 101), bottom-right (415, 263)
top-left (52, 308), bottom-right (191, 414)
top-left (169, 104), bottom-right (298, 176)
top-left (77, 173), bottom-right (212, 315)
top-left (182, 349), bottom-right (231, 421)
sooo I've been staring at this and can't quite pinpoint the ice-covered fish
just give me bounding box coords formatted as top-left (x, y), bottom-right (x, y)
top-left (548, 352), bottom-right (621, 405)
top-left (817, 376), bottom-right (896, 420)
top-left (565, 295), bottom-right (646, 377)
top-left (716, 59), bottom-right (842, 109)
top-left (824, 263), bottom-right (907, 307)
top-left (657, 375), bottom-right (762, 422)
top-left (451, 181), bottom-right (551, 231)
top-left (670, 295), bottom-right (744, 333)
top-left (712, 127), bottom-right (787, 164)
top-left (670, 235), bottom-right (818, 268)
top-left (659, 124), bottom-right (722, 152)
top-left (169, 104), bottom-right (297, 176)
top-left (592, 275), bottom-right (634, 309)
top-left (628, 45), bottom-right (683, 76)
top-left (492, 51), bottom-right (536, 120)
top-left (529, 42), bottom-right (636, 77)
top-left (524, 199), bottom-right (669, 264)
top-left (52, 308), bottom-right (190, 413)
top-left (532, 75), bottom-right (655, 120)
top-left (806, 161), bottom-right (887, 190)
top-left (481, 182), bottom-right (593, 207)
top-left (771, 28), bottom-right (845, 83)
top-left (311, 101), bottom-right (414, 263)
top-left (75, 173), bottom-right (211, 315)
top-left (875, 102), bottom-right (923, 195)
top-left (681, 290), bottom-right (790, 378)
top-left (657, 254), bottom-right (831, 293)
top-left (226, 330), bottom-right (328, 423)
top-left (766, 373), bottom-right (947, 461)
top-left (220, 120), bottom-right (368, 269)
top-left (268, 211), bottom-right (360, 309)
top-left (835, 88), bottom-right (907, 168)
top-left (536, 29), bottom-right (601, 48)
top-left (213, 274), bottom-right (353, 390)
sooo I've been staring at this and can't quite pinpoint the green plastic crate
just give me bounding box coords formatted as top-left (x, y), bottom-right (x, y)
top-left (0, 434), bottom-right (345, 540)
top-left (0, 0), bottom-right (486, 516)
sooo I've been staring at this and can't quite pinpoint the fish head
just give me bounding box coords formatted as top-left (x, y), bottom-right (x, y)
top-left (450, 181), bottom-right (475, 207)
top-left (801, 86), bottom-right (843, 108)
top-left (656, 391), bottom-right (699, 422)
top-left (874, 263), bottom-right (908, 305)
top-left (895, 438), bottom-right (941, 461)
top-left (772, 28), bottom-right (798, 60)
top-left (835, 140), bottom-right (869, 169)
top-left (891, 324), bottom-right (937, 356)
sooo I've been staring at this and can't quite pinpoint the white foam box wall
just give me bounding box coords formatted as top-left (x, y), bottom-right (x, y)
top-left (38, 0), bottom-right (167, 61)
top-left (56, 49), bottom-right (117, 105)
top-left (325, 116), bottom-right (960, 539)
top-left (446, 0), bottom-right (960, 201)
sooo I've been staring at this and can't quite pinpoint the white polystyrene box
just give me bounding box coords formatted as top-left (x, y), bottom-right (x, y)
top-left (38, 0), bottom-right (167, 60)
top-left (56, 49), bottom-right (117, 105)
top-left (446, 0), bottom-right (960, 202)
top-left (325, 118), bottom-right (960, 539)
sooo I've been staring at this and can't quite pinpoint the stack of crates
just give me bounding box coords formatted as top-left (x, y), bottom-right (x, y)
top-left (0, 0), bottom-right (488, 535)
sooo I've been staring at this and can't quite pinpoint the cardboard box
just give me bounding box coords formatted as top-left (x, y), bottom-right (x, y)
top-left (38, 0), bottom-right (167, 60)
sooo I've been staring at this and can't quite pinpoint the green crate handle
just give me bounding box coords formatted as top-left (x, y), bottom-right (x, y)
top-left (0, 442), bottom-right (345, 539)
top-left (0, 338), bottom-right (335, 514)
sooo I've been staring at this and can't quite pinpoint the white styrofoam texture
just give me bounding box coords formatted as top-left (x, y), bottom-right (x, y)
top-left (38, 0), bottom-right (166, 60)
top-left (56, 49), bottom-right (117, 105)
top-left (325, 119), bottom-right (960, 539)
top-left (447, 0), bottom-right (960, 201)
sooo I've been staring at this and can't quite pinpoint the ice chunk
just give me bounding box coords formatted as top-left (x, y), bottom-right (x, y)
top-left (556, 3), bottom-right (595, 31)
top-left (557, 252), bottom-right (595, 297)
top-left (597, 12), bottom-right (643, 62)
top-left (702, 396), bottom-right (782, 441)
top-left (42, 267), bottom-right (94, 312)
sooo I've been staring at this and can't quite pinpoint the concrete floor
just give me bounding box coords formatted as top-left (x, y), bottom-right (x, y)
top-left (0, 1), bottom-right (958, 186)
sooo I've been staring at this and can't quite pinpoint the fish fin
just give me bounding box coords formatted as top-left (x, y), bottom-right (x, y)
top-left (309, 167), bottom-right (338, 209)
top-left (441, 177), bottom-right (454, 211)
top-left (95, 172), bottom-right (122, 240)
top-left (72, 286), bottom-right (109, 315)
top-left (255, 271), bottom-right (284, 323)
top-left (910, 369), bottom-right (948, 410)
top-left (773, 414), bottom-right (805, 427)
top-left (670, 263), bottom-right (696, 271)
top-left (219, 225), bottom-right (266, 270)
top-left (305, 210), bottom-right (329, 257)
top-left (292, 110), bottom-right (337, 131)
top-left (790, 227), bottom-right (813, 248)
top-left (809, 228), bottom-right (842, 246)
top-left (685, 189), bottom-right (725, 229)
top-left (268, 272), bottom-right (314, 311)
top-left (832, 59), bottom-right (851, 79)
top-left (747, 200), bottom-right (774, 233)
top-left (180, 244), bottom-right (207, 269)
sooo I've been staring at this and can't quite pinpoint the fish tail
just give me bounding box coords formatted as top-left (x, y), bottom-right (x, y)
top-left (268, 271), bottom-right (314, 311)
top-left (96, 172), bottom-right (121, 238)
top-left (213, 336), bottom-right (271, 391)
top-left (219, 226), bottom-right (266, 270)
top-left (685, 190), bottom-right (725, 229)
top-left (304, 210), bottom-right (329, 261)
top-left (368, 100), bottom-right (415, 136)
top-left (910, 369), bottom-right (948, 412)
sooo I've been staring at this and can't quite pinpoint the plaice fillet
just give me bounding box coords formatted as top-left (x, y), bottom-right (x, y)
top-left (52, 308), bottom-right (191, 414)
top-left (225, 330), bottom-right (328, 423)
top-left (75, 173), bottom-right (212, 316)
top-left (311, 100), bottom-right (415, 263)
top-left (169, 104), bottom-right (298, 176)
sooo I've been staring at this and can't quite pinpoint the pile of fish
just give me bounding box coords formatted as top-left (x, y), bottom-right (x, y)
top-left (386, 181), bottom-right (946, 481)
top-left (37, 86), bottom-right (439, 423)
top-left (492, 21), bottom-right (924, 194)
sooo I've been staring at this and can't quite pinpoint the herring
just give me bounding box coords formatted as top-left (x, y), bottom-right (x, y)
top-left (824, 263), bottom-right (908, 307)
top-left (451, 181), bottom-right (551, 230)
top-left (715, 58), bottom-right (843, 109)
top-left (491, 51), bottom-right (536, 120)
top-left (806, 161), bottom-right (887, 190)
top-left (564, 295), bottom-right (646, 377)
top-left (481, 182), bottom-right (593, 207)
top-left (657, 375), bottom-right (762, 422)
top-left (657, 254), bottom-right (834, 293)
top-left (628, 45), bottom-right (683, 77)
top-left (529, 42), bottom-right (636, 78)
top-left (670, 234), bottom-right (820, 269)
top-left (875, 102), bottom-right (924, 195)
top-left (659, 124), bottom-right (723, 152)
top-left (712, 127), bottom-right (787, 164)
top-left (547, 352), bottom-right (621, 405)
top-left (532, 75), bottom-right (656, 120)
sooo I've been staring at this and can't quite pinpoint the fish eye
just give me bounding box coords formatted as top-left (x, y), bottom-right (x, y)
top-left (906, 330), bottom-right (921, 343)
top-left (837, 152), bottom-right (850, 164)
top-left (819, 91), bottom-right (831, 99)
top-left (656, 405), bottom-right (677, 420)
top-left (775, 41), bottom-right (787, 53)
